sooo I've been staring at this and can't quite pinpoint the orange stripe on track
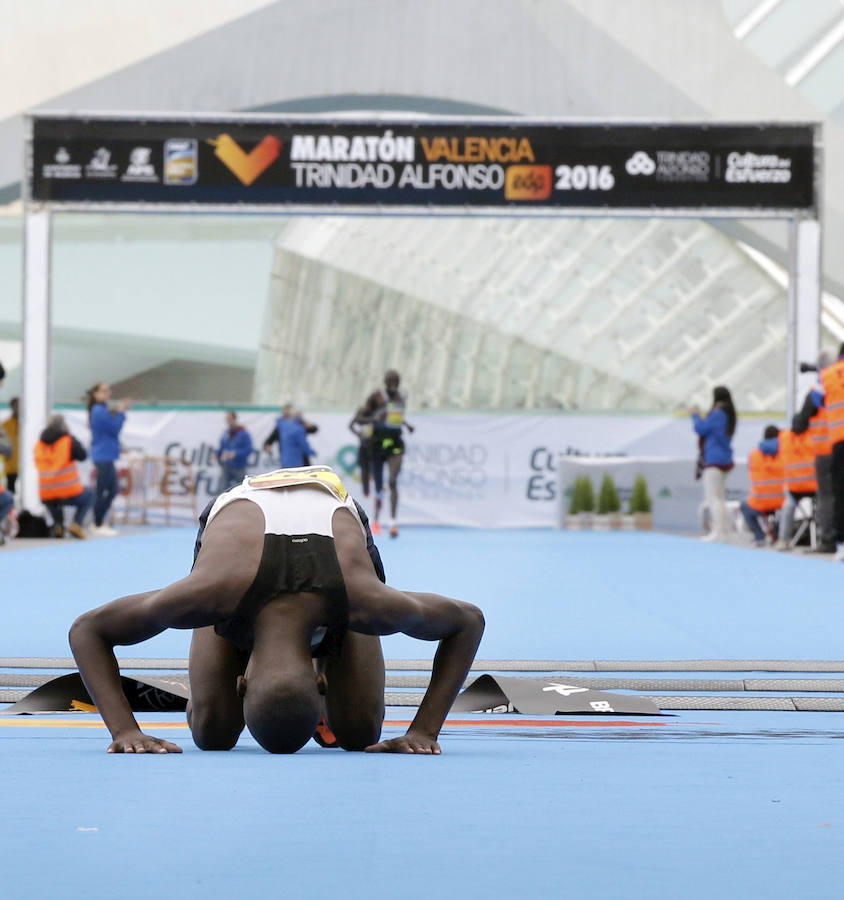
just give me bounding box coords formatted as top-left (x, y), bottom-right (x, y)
top-left (409, 719), bottom-right (719, 727)
top-left (413, 719), bottom-right (669, 727)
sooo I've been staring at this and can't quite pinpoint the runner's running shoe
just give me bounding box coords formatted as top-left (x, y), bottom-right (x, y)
top-left (313, 715), bottom-right (339, 748)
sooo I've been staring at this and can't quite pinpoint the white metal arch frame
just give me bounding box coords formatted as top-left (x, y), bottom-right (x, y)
top-left (20, 112), bottom-right (822, 512)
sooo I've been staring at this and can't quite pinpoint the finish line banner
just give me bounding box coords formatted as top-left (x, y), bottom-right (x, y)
top-left (28, 114), bottom-right (817, 212)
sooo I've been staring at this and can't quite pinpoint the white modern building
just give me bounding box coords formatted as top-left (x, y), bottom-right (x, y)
top-left (2, 0), bottom-right (844, 412)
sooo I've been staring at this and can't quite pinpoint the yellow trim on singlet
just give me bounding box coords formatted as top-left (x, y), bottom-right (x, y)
top-left (246, 466), bottom-right (349, 502)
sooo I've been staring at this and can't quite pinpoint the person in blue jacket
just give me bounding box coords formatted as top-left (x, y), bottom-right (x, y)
top-left (263, 404), bottom-right (316, 468)
top-left (0, 426), bottom-right (14, 545)
top-left (214, 410), bottom-right (254, 491)
top-left (87, 382), bottom-right (132, 537)
top-left (691, 385), bottom-right (737, 542)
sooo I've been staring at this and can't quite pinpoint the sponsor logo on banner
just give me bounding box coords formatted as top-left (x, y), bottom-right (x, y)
top-left (625, 150), bottom-right (710, 182)
top-left (208, 134), bottom-right (282, 185)
top-left (505, 165), bottom-right (552, 200)
top-left (121, 147), bottom-right (159, 183)
top-left (724, 151), bottom-right (792, 184)
top-left (162, 440), bottom-right (277, 499)
top-left (42, 146), bottom-right (81, 179)
top-left (84, 147), bottom-right (118, 179)
top-left (164, 139), bottom-right (198, 185)
top-left (655, 150), bottom-right (710, 182)
top-left (526, 446), bottom-right (559, 500)
top-left (625, 151), bottom-right (656, 176)
top-left (402, 442), bottom-right (489, 500)
top-left (526, 445), bottom-right (617, 501)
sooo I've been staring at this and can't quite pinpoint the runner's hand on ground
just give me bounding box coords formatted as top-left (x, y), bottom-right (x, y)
top-left (107, 730), bottom-right (182, 754)
top-left (365, 731), bottom-right (441, 754)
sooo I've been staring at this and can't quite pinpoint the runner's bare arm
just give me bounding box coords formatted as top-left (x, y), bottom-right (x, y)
top-left (349, 589), bottom-right (484, 754)
top-left (348, 412), bottom-right (366, 436)
top-left (398, 591), bottom-right (483, 752)
top-left (69, 580), bottom-right (219, 754)
top-left (331, 506), bottom-right (484, 753)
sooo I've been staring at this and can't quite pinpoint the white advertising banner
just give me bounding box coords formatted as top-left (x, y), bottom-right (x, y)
top-left (60, 408), bottom-right (774, 529)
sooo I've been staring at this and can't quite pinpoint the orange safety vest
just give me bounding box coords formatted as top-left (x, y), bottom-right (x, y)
top-left (820, 359), bottom-right (844, 445)
top-left (747, 448), bottom-right (784, 512)
top-left (778, 429), bottom-right (817, 495)
top-left (34, 435), bottom-right (84, 501)
top-left (809, 406), bottom-right (832, 457)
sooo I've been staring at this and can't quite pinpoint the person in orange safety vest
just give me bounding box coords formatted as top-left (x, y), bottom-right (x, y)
top-left (33, 414), bottom-right (93, 539)
top-left (763, 417), bottom-right (818, 550)
top-left (740, 425), bottom-right (784, 546)
top-left (795, 347), bottom-right (842, 555)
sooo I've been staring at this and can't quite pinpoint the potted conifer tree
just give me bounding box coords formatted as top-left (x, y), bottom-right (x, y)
top-left (630, 474), bottom-right (653, 530)
top-left (576, 475), bottom-right (595, 529)
top-left (596, 474), bottom-right (622, 529)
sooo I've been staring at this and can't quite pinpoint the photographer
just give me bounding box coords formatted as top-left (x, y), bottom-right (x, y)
top-left (796, 347), bottom-right (844, 557)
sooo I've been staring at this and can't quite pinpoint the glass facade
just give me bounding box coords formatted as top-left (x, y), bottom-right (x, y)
top-left (254, 216), bottom-right (806, 412)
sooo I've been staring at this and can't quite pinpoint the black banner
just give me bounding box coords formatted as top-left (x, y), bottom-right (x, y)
top-left (29, 115), bottom-right (818, 212)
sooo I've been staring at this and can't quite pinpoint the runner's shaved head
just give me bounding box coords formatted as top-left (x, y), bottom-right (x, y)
top-left (242, 671), bottom-right (320, 754)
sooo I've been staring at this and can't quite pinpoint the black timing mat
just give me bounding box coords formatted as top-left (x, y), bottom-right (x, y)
top-left (451, 674), bottom-right (664, 715)
top-left (0, 673), bottom-right (189, 714)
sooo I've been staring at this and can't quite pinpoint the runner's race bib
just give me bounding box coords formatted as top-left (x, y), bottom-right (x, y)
top-left (385, 403), bottom-right (404, 427)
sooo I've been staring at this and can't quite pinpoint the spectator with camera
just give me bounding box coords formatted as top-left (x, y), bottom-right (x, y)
top-left (87, 382), bottom-right (132, 537)
top-left (691, 385), bottom-right (737, 542)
